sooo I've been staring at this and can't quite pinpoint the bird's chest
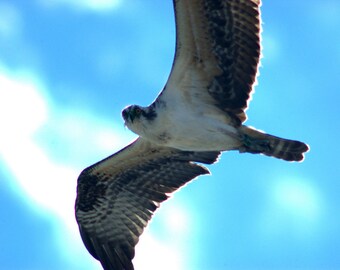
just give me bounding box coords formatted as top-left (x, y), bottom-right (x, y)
top-left (142, 105), bottom-right (237, 150)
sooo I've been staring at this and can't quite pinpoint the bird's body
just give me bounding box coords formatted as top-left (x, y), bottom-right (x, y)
top-left (125, 99), bottom-right (240, 152)
top-left (75, 0), bottom-right (309, 269)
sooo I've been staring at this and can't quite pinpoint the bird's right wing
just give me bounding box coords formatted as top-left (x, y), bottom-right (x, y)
top-left (75, 138), bottom-right (220, 270)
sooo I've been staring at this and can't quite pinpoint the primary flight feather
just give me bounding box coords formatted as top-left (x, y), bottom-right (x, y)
top-left (75, 0), bottom-right (309, 269)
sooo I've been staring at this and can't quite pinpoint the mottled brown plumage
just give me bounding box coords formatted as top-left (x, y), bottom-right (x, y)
top-left (76, 139), bottom-right (219, 270)
top-left (75, 1), bottom-right (308, 269)
top-left (171, 0), bottom-right (261, 123)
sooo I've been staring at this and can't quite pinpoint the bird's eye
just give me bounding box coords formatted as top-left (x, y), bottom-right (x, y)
top-left (135, 108), bottom-right (142, 114)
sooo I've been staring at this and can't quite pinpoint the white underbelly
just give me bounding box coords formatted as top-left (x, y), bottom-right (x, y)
top-left (167, 125), bottom-right (240, 151)
top-left (147, 112), bottom-right (242, 151)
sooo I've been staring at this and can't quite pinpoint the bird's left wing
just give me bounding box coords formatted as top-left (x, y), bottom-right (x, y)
top-left (75, 138), bottom-right (220, 270)
top-left (161, 0), bottom-right (261, 123)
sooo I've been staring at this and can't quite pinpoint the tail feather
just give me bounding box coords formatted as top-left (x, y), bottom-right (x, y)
top-left (240, 126), bottom-right (309, 162)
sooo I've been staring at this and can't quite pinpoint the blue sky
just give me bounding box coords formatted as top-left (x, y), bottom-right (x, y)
top-left (0, 0), bottom-right (339, 269)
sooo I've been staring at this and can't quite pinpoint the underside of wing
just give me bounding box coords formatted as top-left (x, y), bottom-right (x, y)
top-left (166, 0), bottom-right (261, 123)
top-left (75, 138), bottom-right (220, 270)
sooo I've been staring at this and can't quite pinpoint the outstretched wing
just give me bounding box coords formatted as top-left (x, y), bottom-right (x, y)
top-left (162, 0), bottom-right (261, 123)
top-left (75, 138), bottom-right (220, 270)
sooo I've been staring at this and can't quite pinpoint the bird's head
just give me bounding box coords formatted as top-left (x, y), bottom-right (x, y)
top-left (122, 105), bottom-right (157, 134)
top-left (122, 105), bottom-right (143, 124)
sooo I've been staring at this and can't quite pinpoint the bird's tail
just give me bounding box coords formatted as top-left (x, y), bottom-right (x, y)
top-left (239, 126), bottom-right (309, 162)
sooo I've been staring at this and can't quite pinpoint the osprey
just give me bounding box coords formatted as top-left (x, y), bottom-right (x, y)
top-left (75, 0), bottom-right (309, 269)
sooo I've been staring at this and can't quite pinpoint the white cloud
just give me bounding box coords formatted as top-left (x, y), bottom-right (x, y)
top-left (132, 200), bottom-right (193, 270)
top-left (0, 66), bottom-right (126, 220)
top-left (38, 0), bottom-right (122, 12)
top-left (311, 1), bottom-right (340, 26)
top-left (135, 233), bottom-right (184, 270)
top-left (0, 66), bottom-right (96, 268)
top-left (258, 176), bottom-right (323, 239)
top-left (95, 48), bottom-right (126, 79)
top-left (272, 178), bottom-right (321, 221)
top-left (261, 32), bottom-right (281, 65)
top-left (0, 2), bottom-right (22, 39)
top-left (0, 64), bottom-right (186, 270)
top-left (163, 204), bottom-right (190, 235)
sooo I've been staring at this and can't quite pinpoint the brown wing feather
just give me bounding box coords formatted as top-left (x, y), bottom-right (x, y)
top-left (165, 0), bottom-right (261, 123)
top-left (75, 138), bottom-right (220, 270)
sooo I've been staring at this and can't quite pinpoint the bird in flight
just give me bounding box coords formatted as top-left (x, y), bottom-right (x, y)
top-left (75, 0), bottom-right (309, 269)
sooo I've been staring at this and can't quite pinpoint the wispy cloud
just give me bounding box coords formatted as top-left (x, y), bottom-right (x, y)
top-left (37, 0), bottom-right (122, 12)
top-left (0, 2), bottom-right (22, 39)
top-left (0, 65), bottom-right (97, 268)
top-left (0, 63), bottom-right (187, 269)
top-left (258, 176), bottom-right (323, 240)
top-left (311, 1), bottom-right (340, 26)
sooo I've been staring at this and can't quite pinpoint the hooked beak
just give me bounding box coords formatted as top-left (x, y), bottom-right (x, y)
top-left (122, 108), bottom-right (134, 123)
